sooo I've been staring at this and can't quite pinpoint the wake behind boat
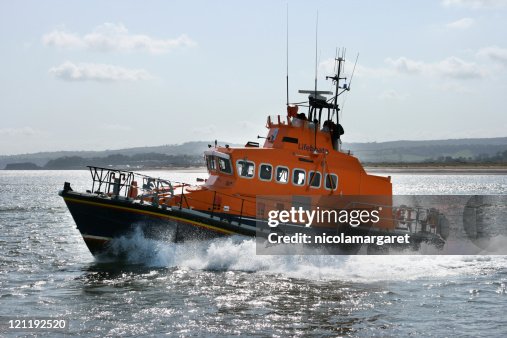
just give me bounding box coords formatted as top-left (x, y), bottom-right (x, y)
top-left (60, 53), bottom-right (449, 256)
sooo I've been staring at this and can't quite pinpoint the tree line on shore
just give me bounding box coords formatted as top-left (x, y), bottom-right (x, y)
top-left (422, 150), bottom-right (507, 164)
top-left (4, 153), bottom-right (203, 170)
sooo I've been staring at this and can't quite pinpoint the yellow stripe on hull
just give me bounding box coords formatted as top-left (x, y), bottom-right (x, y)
top-left (63, 196), bottom-right (237, 235)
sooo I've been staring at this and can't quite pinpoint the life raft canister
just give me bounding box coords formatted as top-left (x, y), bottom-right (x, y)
top-left (128, 181), bottom-right (139, 198)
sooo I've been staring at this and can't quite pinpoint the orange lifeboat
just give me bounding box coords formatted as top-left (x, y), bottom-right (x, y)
top-left (59, 51), bottom-right (447, 257)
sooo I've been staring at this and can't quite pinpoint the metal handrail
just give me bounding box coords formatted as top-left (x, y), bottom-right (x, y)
top-left (85, 166), bottom-right (443, 236)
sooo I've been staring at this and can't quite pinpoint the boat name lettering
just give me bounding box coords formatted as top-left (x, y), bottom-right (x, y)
top-left (298, 143), bottom-right (328, 153)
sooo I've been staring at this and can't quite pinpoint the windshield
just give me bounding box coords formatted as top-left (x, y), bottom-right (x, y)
top-left (205, 155), bottom-right (217, 171)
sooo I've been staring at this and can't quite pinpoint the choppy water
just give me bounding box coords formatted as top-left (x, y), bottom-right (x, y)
top-left (1, 170), bottom-right (506, 337)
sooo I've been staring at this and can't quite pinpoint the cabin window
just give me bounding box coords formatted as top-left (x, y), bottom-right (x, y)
top-left (325, 174), bottom-right (338, 190)
top-left (308, 171), bottom-right (321, 188)
top-left (217, 157), bottom-right (232, 174)
top-left (292, 169), bottom-right (306, 186)
top-left (259, 163), bottom-right (272, 181)
top-left (236, 160), bottom-right (255, 178)
top-left (276, 166), bottom-right (289, 184)
top-left (205, 155), bottom-right (216, 171)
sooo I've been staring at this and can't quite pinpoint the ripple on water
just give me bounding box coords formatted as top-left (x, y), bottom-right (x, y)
top-left (0, 171), bottom-right (506, 336)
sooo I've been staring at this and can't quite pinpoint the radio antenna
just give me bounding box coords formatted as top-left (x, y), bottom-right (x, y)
top-left (342, 48), bottom-right (346, 78)
top-left (333, 48), bottom-right (338, 74)
top-left (340, 53), bottom-right (359, 121)
top-left (348, 53), bottom-right (359, 90)
top-left (285, 2), bottom-right (289, 106)
top-left (330, 47), bottom-right (338, 93)
top-left (314, 11), bottom-right (319, 97)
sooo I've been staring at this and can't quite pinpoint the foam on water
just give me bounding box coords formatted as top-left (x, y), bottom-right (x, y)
top-left (106, 230), bottom-right (507, 283)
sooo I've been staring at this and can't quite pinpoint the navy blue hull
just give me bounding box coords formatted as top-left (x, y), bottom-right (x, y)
top-left (60, 190), bottom-right (253, 255)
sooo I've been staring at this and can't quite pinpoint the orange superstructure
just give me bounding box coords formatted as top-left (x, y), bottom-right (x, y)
top-left (162, 55), bottom-right (393, 229)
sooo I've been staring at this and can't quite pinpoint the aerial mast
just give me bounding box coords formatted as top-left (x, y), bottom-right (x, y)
top-left (327, 50), bottom-right (346, 124)
top-left (286, 2), bottom-right (289, 106)
top-left (313, 11), bottom-right (319, 99)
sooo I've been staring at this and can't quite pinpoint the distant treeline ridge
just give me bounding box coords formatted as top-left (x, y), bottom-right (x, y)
top-left (5, 153), bottom-right (202, 170)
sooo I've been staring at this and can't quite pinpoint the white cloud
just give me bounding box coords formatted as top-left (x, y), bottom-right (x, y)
top-left (42, 23), bottom-right (196, 54)
top-left (49, 61), bottom-right (153, 82)
top-left (435, 56), bottom-right (484, 78)
top-left (42, 30), bottom-right (85, 49)
top-left (353, 64), bottom-right (392, 78)
top-left (385, 57), bottom-right (425, 74)
top-left (442, 0), bottom-right (507, 8)
top-left (0, 127), bottom-right (41, 137)
top-left (446, 17), bottom-right (475, 29)
top-left (386, 56), bottom-right (485, 79)
top-left (320, 53), bottom-right (489, 83)
top-left (477, 46), bottom-right (507, 66)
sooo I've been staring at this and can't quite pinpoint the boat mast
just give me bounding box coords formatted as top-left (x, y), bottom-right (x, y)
top-left (286, 3), bottom-right (289, 106)
top-left (334, 56), bottom-right (342, 124)
top-left (314, 11), bottom-right (319, 99)
top-left (327, 50), bottom-right (345, 125)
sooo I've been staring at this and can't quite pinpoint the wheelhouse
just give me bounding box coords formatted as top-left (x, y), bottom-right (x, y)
top-left (204, 150), bottom-right (233, 175)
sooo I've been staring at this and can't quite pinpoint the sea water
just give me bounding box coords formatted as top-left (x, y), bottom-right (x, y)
top-left (0, 170), bottom-right (506, 337)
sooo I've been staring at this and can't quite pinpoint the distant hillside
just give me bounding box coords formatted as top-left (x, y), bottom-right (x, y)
top-left (0, 141), bottom-right (237, 169)
top-left (344, 137), bottom-right (507, 163)
top-left (42, 153), bottom-right (201, 170)
top-left (1, 137), bottom-right (506, 169)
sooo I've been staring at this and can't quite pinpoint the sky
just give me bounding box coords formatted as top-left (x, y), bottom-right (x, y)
top-left (0, 0), bottom-right (506, 155)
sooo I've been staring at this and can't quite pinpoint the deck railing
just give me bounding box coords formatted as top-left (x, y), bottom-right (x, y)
top-left (86, 166), bottom-right (443, 236)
